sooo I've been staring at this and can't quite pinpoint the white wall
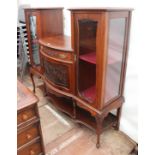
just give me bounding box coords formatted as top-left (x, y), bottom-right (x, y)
top-left (18, 0), bottom-right (138, 142)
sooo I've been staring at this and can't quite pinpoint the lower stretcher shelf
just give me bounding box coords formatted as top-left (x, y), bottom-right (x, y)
top-left (48, 93), bottom-right (74, 117)
top-left (47, 91), bottom-right (117, 132)
top-left (76, 106), bottom-right (117, 131)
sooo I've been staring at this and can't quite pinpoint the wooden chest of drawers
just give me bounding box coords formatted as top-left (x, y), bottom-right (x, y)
top-left (17, 81), bottom-right (44, 155)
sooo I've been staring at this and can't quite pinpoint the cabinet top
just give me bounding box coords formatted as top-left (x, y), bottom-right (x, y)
top-left (39, 35), bottom-right (73, 52)
top-left (68, 7), bottom-right (133, 11)
top-left (17, 80), bottom-right (38, 111)
top-left (24, 7), bottom-right (64, 10)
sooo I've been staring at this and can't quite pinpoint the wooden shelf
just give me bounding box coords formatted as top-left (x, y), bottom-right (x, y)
top-left (80, 52), bottom-right (96, 64)
top-left (79, 50), bottom-right (121, 65)
top-left (48, 93), bottom-right (74, 117)
top-left (79, 37), bottom-right (123, 65)
top-left (76, 106), bottom-right (117, 131)
top-left (81, 85), bottom-right (96, 103)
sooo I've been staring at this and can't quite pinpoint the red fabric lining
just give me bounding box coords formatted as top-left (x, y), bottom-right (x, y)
top-left (81, 85), bottom-right (96, 102)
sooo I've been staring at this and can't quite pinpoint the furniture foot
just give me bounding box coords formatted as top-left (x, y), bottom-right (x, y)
top-left (96, 142), bottom-right (100, 149)
top-left (115, 106), bottom-right (122, 130)
top-left (30, 73), bottom-right (35, 93)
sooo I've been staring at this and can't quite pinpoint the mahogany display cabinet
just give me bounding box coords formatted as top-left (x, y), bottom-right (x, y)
top-left (25, 7), bottom-right (132, 148)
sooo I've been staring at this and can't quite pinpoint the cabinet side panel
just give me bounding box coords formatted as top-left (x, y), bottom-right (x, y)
top-left (104, 11), bottom-right (130, 105)
top-left (120, 11), bottom-right (132, 95)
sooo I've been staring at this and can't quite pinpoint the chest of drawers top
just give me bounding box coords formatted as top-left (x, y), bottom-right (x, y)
top-left (17, 80), bottom-right (38, 111)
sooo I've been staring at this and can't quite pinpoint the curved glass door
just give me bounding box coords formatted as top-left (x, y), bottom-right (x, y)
top-left (29, 15), bottom-right (40, 65)
top-left (105, 18), bottom-right (126, 103)
top-left (78, 19), bottom-right (97, 103)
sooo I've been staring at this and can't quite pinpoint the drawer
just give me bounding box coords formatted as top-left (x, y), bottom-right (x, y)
top-left (18, 141), bottom-right (43, 155)
top-left (18, 124), bottom-right (40, 148)
top-left (41, 46), bottom-right (72, 61)
top-left (17, 107), bottom-right (37, 125)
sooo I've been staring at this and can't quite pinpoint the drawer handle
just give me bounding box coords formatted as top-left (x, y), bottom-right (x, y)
top-left (30, 150), bottom-right (35, 155)
top-left (26, 133), bottom-right (32, 140)
top-left (58, 54), bottom-right (67, 59)
top-left (22, 114), bottom-right (28, 121)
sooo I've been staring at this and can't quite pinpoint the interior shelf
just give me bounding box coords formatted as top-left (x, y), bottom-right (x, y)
top-left (79, 52), bottom-right (96, 64)
top-left (81, 85), bottom-right (96, 102)
top-left (79, 46), bottom-right (122, 65)
top-left (48, 93), bottom-right (74, 117)
top-left (76, 106), bottom-right (117, 131)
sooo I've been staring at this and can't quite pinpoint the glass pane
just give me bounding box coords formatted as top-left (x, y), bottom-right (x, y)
top-left (105, 18), bottom-right (126, 103)
top-left (29, 16), bottom-right (40, 65)
top-left (78, 19), bottom-right (97, 103)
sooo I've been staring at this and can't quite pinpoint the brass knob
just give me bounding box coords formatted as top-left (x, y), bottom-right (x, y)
top-left (30, 150), bottom-right (35, 155)
top-left (22, 114), bottom-right (28, 121)
top-left (58, 54), bottom-right (66, 59)
top-left (26, 133), bottom-right (32, 140)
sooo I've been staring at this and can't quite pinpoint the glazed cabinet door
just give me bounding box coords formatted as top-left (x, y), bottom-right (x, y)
top-left (73, 13), bottom-right (103, 108)
top-left (25, 10), bottom-right (42, 66)
top-left (104, 12), bottom-right (131, 106)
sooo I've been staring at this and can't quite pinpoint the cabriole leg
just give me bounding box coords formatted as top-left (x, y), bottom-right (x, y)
top-left (30, 73), bottom-right (35, 93)
top-left (95, 115), bottom-right (102, 149)
top-left (43, 83), bottom-right (47, 96)
top-left (115, 106), bottom-right (122, 130)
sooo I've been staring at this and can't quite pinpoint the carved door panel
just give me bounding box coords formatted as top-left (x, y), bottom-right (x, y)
top-left (42, 56), bottom-right (74, 93)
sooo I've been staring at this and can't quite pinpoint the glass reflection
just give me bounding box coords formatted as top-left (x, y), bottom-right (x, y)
top-left (29, 16), bottom-right (40, 65)
top-left (105, 18), bottom-right (126, 103)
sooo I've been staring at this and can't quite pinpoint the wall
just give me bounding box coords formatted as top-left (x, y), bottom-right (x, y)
top-left (18, 0), bottom-right (138, 143)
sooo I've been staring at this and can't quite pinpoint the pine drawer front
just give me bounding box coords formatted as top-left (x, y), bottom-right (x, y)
top-left (17, 107), bottom-right (37, 125)
top-left (18, 141), bottom-right (43, 155)
top-left (18, 124), bottom-right (40, 148)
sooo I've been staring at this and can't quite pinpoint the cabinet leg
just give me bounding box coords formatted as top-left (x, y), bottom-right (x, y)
top-left (95, 115), bottom-right (102, 149)
top-left (73, 101), bottom-right (76, 119)
top-left (30, 73), bottom-right (35, 93)
top-left (43, 83), bottom-right (47, 96)
top-left (96, 134), bottom-right (100, 149)
top-left (115, 106), bottom-right (122, 130)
